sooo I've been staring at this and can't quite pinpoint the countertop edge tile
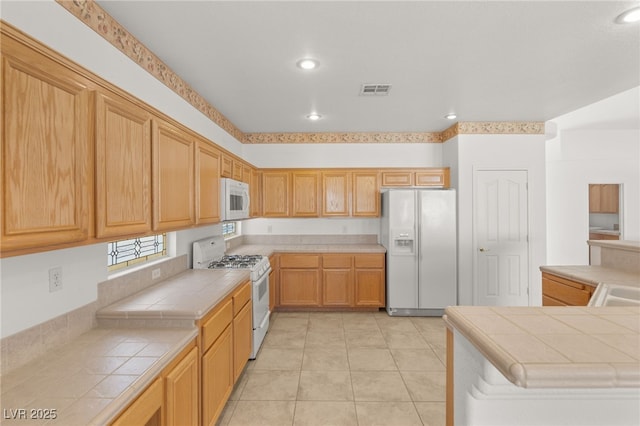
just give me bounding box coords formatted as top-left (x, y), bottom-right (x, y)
top-left (90, 328), bottom-right (198, 425)
top-left (540, 265), bottom-right (640, 288)
top-left (444, 307), bottom-right (640, 389)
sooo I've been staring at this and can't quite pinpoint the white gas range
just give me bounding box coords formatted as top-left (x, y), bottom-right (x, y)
top-left (192, 236), bottom-right (270, 359)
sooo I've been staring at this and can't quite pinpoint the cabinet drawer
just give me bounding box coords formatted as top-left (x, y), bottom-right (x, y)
top-left (279, 254), bottom-right (320, 268)
top-left (202, 299), bottom-right (233, 352)
top-left (323, 254), bottom-right (352, 269)
top-left (354, 254), bottom-right (385, 268)
top-left (542, 278), bottom-right (591, 306)
top-left (232, 281), bottom-right (251, 315)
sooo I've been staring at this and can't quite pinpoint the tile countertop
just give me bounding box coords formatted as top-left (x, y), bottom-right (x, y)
top-left (0, 327), bottom-right (197, 426)
top-left (228, 243), bottom-right (386, 257)
top-left (443, 305), bottom-right (640, 389)
top-left (540, 265), bottom-right (640, 288)
top-left (97, 269), bottom-right (250, 320)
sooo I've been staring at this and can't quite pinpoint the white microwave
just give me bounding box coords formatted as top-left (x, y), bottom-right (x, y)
top-left (220, 178), bottom-right (250, 221)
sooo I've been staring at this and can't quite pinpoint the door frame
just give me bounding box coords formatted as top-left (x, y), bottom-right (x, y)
top-left (472, 167), bottom-right (532, 306)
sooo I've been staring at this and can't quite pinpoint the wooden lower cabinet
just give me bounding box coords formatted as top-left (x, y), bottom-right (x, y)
top-left (280, 269), bottom-right (322, 306)
top-left (199, 282), bottom-right (252, 426)
top-left (112, 341), bottom-right (199, 426)
top-left (202, 325), bottom-right (233, 426)
top-left (231, 283), bottom-right (253, 382)
top-left (276, 252), bottom-right (385, 309)
top-left (542, 272), bottom-right (594, 306)
top-left (269, 255), bottom-right (278, 311)
top-left (165, 346), bottom-right (199, 426)
top-left (354, 254), bottom-right (386, 307)
top-left (112, 377), bottom-right (163, 426)
top-left (322, 254), bottom-right (354, 307)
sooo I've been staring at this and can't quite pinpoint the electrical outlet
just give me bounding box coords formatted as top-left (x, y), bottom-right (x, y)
top-left (152, 268), bottom-right (161, 280)
top-left (49, 267), bottom-right (63, 292)
top-left (267, 225), bottom-right (273, 233)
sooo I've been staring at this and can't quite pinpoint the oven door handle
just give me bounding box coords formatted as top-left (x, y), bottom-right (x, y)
top-left (257, 310), bottom-right (270, 329)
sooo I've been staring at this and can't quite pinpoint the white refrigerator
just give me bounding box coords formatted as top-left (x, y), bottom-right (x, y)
top-left (380, 189), bottom-right (457, 316)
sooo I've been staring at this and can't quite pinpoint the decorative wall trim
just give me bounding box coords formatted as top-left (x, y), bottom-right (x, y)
top-left (440, 123), bottom-right (459, 143)
top-left (457, 121), bottom-right (545, 135)
top-left (55, 0), bottom-right (245, 142)
top-left (244, 132), bottom-right (443, 144)
top-left (54, 1), bottom-right (546, 145)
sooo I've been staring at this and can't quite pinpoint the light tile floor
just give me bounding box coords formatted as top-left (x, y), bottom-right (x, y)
top-left (218, 311), bottom-right (447, 426)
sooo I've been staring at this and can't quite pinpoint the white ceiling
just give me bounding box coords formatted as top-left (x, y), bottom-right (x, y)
top-left (97, 1), bottom-right (640, 134)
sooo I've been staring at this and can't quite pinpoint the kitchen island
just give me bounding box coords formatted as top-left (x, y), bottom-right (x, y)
top-left (444, 305), bottom-right (640, 426)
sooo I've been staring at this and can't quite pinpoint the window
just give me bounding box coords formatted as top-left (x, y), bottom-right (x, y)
top-left (222, 222), bottom-right (237, 238)
top-left (107, 233), bottom-right (167, 271)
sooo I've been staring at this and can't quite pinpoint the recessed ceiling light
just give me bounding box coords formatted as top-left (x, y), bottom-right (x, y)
top-left (306, 113), bottom-right (322, 121)
top-left (615, 7), bottom-right (640, 23)
top-left (297, 58), bottom-right (319, 70)
top-left (445, 113), bottom-right (457, 120)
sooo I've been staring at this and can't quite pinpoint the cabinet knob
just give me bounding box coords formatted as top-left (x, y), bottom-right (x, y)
top-left (479, 248), bottom-right (490, 252)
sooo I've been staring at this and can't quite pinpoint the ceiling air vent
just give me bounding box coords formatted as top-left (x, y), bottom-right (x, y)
top-left (360, 83), bottom-right (392, 96)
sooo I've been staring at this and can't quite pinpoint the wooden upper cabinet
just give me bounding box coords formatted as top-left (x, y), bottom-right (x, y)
top-left (232, 160), bottom-right (243, 181)
top-left (262, 171), bottom-right (290, 217)
top-left (1, 35), bottom-right (93, 252)
top-left (152, 119), bottom-right (195, 231)
top-left (415, 168), bottom-right (450, 187)
top-left (196, 140), bottom-right (221, 224)
top-left (250, 169), bottom-right (262, 217)
top-left (381, 171), bottom-right (413, 187)
top-left (381, 168), bottom-right (450, 188)
top-left (241, 164), bottom-right (252, 184)
top-left (95, 91), bottom-right (152, 239)
top-left (292, 171), bottom-right (320, 217)
top-left (322, 171), bottom-right (350, 216)
top-left (352, 172), bottom-right (380, 217)
top-left (220, 154), bottom-right (233, 178)
top-left (589, 184), bottom-right (619, 213)
top-left (600, 184), bottom-right (619, 213)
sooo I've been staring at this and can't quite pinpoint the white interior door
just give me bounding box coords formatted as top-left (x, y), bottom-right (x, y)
top-left (474, 170), bottom-right (529, 306)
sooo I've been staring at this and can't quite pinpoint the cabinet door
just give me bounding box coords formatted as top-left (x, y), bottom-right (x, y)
top-left (196, 140), bottom-right (221, 224)
top-left (232, 159), bottom-right (243, 181)
top-left (352, 172), bottom-right (380, 217)
top-left (1, 37), bottom-right (92, 252)
top-left (233, 301), bottom-right (252, 382)
top-left (112, 377), bottom-right (163, 426)
top-left (600, 184), bottom-right (619, 213)
top-left (165, 346), bottom-right (198, 426)
top-left (242, 164), bottom-right (252, 184)
top-left (250, 169), bottom-right (262, 217)
top-left (589, 184), bottom-right (601, 213)
top-left (279, 270), bottom-right (321, 306)
top-left (152, 120), bottom-right (195, 230)
top-left (415, 168), bottom-right (449, 188)
top-left (269, 267), bottom-right (277, 311)
top-left (354, 254), bottom-right (385, 307)
top-left (262, 171), bottom-right (290, 217)
top-left (322, 171), bottom-right (350, 216)
top-left (221, 154), bottom-right (233, 178)
top-left (323, 269), bottom-right (353, 306)
top-left (382, 171), bottom-right (413, 187)
top-left (95, 91), bottom-right (152, 238)
top-left (202, 326), bottom-right (233, 426)
top-left (292, 171), bottom-right (320, 217)
top-left (354, 269), bottom-right (385, 307)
